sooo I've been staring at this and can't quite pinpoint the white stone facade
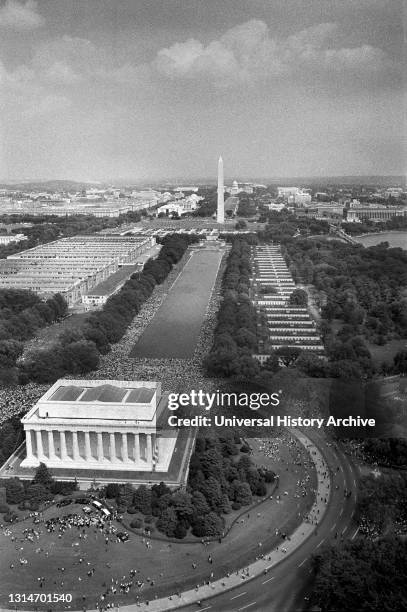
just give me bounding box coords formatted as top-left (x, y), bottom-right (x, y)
top-left (20, 379), bottom-right (177, 473)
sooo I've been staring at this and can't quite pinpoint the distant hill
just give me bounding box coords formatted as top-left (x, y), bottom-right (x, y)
top-left (0, 176), bottom-right (404, 191)
top-left (0, 180), bottom-right (104, 192)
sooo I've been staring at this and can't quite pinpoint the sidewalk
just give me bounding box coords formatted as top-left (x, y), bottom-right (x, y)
top-left (88, 428), bottom-right (331, 611)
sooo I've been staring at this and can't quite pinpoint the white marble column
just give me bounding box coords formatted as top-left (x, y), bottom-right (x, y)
top-left (109, 433), bottom-right (116, 462)
top-left (121, 433), bottom-right (128, 462)
top-left (26, 429), bottom-right (33, 460)
top-left (154, 436), bottom-right (160, 462)
top-left (48, 430), bottom-right (56, 460)
top-left (85, 432), bottom-right (92, 461)
top-left (97, 432), bottom-right (104, 461)
top-left (72, 431), bottom-right (80, 461)
top-left (133, 433), bottom-right (140, 462)
top-left (36, 430), bottom-right (44, 460)
top-left (60, 431), bottom-right (68, 461)
top-left (146, 434), bottom-right (152, 464)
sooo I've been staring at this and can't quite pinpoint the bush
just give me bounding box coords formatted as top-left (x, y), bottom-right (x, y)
top-left (105, 483), bottom-right (120, 499)
top-left (240, 444), bottom-right (250, 453)
top-left (144, 515), bottom-right (153, 524)
top-left (0, 503), bottom-right (10, 513)
top-left (232, 502), bottom-right (242, 511)
top-left (264, 470), bottom-right (276, 483)
top-left (174, 522), bottom-right (187, 539)
top-left (4, 511), bottom-right (18, 522)
top-left (116, 505), bottom-right (126, 513)
top-left (127, 506), bottom-right (137, 514)
top-left (130, 518), bottom-right (142, 529)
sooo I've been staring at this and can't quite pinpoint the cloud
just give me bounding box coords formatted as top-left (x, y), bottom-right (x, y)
top-left (154, 19), bottom-right (395, 88)
top-left (22, 93), bottom-right (71, 118)
top-left (0, 0), bottom-right (44, 30)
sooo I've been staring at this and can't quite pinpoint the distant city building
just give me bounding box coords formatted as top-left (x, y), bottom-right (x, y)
top-left (0, 233), bottom-right (27, 245)
top-left (346, 206), bottom-right (406, 222)
top-left (277, 187), bottom-right (301, 198)
top-left (0, 234), bottom-right (154, 306)
top-left (229, 181), bottom-right (254, 195)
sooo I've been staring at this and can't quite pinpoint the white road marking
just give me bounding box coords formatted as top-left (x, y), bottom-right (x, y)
top-left (199, 607), bottom-right (212, 612)
top-left (342, 526), bottom-right (347, 535)
top-left (231, 592), bottom-right (247, 600)
top-left (262, 576), bottom-right (275, 584)
top-left (238, 603), bottom-right (257, 611)
top-left (339, 508), bottom-right (343, 517)
top-left (330, 523), bottom-right (337, 532)
top-left (316, 538), bottom-right (325, 549)
top-left (353, 478), bottom-right (356, 487)
top-left (351, 527), bottom-right (360, 540)
top-left (298, 557), bottom-right (308, 567)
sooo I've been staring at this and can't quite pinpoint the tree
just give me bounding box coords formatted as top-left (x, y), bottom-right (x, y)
top-left (156, 507), bottom-right (178, 537)
top-left (25, 483), bottom-right (51, 504)
top-left (275, 346), bottom-right (302, 367)
top-left (133, 485), bottom-right (152, 514)
top-left (191, 490), bottom-right (210, 516)
top-left (289, 289), bottom-right (308, 306)
top-left (32, 462), bottom-right (54, 490)
top-left (394, 350), bottom-right (407, 374)
top-left (233, 481), bottom-right (252, 506)
top-left (60, 340), bottom-right (100, 374)
top-left (105, 483), bottom-right (120, 499)
top-left (5, 478), bottom-right (25, 504)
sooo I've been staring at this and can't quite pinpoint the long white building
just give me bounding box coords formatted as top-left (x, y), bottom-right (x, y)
top-left (0, 234), bottom-right (154, 306)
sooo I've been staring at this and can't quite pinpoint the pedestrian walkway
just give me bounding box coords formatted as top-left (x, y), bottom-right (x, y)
top-left (88, 428), bottom-right (331, 611)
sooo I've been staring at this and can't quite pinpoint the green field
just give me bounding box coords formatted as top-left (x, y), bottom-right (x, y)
top-left (130, 249), bottom-right (223, 359)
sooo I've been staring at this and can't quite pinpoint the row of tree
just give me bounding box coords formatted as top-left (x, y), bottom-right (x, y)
top-left (205, 239), bottom-right (263, 380)
top-left (105, 431), bottom-right (275, 539)
top-left (310, 536), bottom-right (406, 612)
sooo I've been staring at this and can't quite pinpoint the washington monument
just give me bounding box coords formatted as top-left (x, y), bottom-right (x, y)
top-left (217, 155), bottom-right (224, 224)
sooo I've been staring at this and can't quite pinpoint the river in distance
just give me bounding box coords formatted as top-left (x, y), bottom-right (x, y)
top-left (354, 230), bottom-right (407, 250)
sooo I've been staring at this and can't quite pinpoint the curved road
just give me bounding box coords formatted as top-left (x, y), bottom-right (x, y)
top-left (180, 430), bottom-right (358, 612)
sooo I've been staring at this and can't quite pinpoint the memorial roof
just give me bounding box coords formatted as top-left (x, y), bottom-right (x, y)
top-left (50, 383), bottom-right (155, 404)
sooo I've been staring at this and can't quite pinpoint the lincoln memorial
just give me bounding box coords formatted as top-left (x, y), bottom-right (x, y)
top-left (20, 379), bottom-right (177, 474)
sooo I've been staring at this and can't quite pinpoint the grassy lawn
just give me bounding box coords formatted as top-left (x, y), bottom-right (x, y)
top-left (22, 313), bottom-right (90, 358)
top-left (0, 433), bottom-right (316, 609)
top-left (366, 339), bottom-right (407, 367)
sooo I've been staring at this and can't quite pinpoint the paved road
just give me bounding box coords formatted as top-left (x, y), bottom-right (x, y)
top-left (180, 430), bottom-right (358, 612)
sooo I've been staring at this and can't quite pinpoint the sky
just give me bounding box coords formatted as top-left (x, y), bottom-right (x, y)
top-left (0, 0), bottom-right (404, 182)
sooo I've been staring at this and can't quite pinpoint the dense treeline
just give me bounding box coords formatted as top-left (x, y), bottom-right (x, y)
top-left (20, 234), bottom-right (198, 383)
top-left (356, 471), bottom-right (407, 538)
top-left (310, 537), bottom-right (407, 612)
top-left (205, 239), bottom-right (262, 379)
top-left (0, 290), bottom-right (67, 385)
top-left (237, 193), bottom-right (257, 217)
top-left (1, 463), bottom-right (78, 520)
top-left (105, 431), bottom-right (275, 539)
top-left (362, 437), bottom-right (407, 467)
top-left (282, 239), bottom-right (407, 378)
top-left (259, 210), bottom-right (330, 241)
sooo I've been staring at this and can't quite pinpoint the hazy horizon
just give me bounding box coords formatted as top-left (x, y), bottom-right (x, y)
top-left (0, 1), bottom-right (404, 182)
